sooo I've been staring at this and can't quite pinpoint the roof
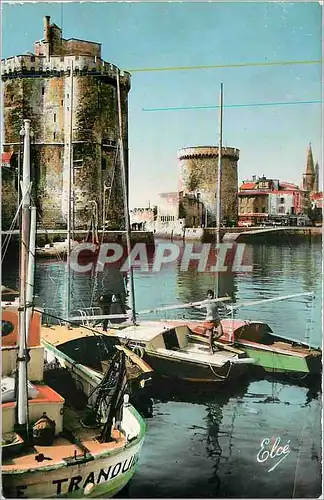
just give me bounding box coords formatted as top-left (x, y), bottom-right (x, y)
top-left (240, 182), bottom-right (256, 190)
top-left (238, 190), bottom-right (269, 196)
top-left (279, 181), bottom-right (299, 190)
top-left (65, 37), bottom-right (101, 46)
top-left (310, 191), bottom-right (323, 200)
top-left (239, 189), bottom-right (299, 196)
top-left (110, 322), bottom-right (174, 342)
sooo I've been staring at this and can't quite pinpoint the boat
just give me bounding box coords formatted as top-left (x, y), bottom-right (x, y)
top-left (186, 314), bottom-right (322, 378)
top-left (104, 321), bottom-right (255, 383)
top-left (1, 119), bottom-right (146, 499)
top-left (41, 322), bottom-right (154, 393)
top-left (35, 238), bottom-right (78, 259)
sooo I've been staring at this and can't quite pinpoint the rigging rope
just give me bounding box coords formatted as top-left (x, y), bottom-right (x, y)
top-left (1, 182), bottom-right (33, 262)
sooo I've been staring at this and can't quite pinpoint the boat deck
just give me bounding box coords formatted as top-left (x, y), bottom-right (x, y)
top-left (155, 343), bottom-right (237, 367)
top-left (2, 407), bottom-right (125, 472)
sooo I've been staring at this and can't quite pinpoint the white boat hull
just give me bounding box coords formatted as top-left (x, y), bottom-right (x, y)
top-left (2, 419), bottom-right (144, 498)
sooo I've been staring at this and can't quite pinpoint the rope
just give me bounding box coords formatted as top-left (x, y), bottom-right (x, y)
top-left (1, 182), bottom-right (33, 262)
top-left (304, 294), bottom-right (315, 348)
top-left (88, 147), bottom-right (119, 311)
top-left (208, 360), bottom-right (232, 380)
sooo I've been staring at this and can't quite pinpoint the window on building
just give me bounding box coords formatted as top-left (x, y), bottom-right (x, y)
top-left (261, 207), bottom-right (266, 213)
top-left (75, 56), bottom-right (79, 61)
top-left (60, 57), bottom-right (64, 62)
top-left (67, 94), bottom-right (69, 99)
top-left (31, 56), bottom-right (35, 62)
top-left (255, 208), bottom-right (259, 212)
top-left (61, 99), bottom-right (64, 106)
top-left (42, 87), bottom-right (45, 95)
top-left (280, 197), bottom-right (285, 204)
top-left (101, 158), bottom-right (107, 171)
top-left (54, 113), bottom-right (56, 123)
top-left (53, 132), bottom-right (56, 140)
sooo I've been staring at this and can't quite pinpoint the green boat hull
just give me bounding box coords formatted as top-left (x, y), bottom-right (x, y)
top-left (241, 345), bottom-right (318, 375)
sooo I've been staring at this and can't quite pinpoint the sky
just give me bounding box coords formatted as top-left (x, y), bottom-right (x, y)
top-left (2, 2), bottom-right (322, 208)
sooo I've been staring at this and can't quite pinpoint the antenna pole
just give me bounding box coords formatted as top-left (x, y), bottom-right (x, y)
top-left (116, 69), bottom-right (136, 324)
top-left (215, 83), bottom-right (223, 299)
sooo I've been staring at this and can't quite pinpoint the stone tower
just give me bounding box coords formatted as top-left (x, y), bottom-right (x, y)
top-left (302, 143), bottom-right (315, 192)
top-left (1, 16), bottom-right (130, 229)
top-left (177, 146), bottom-right (239, 224)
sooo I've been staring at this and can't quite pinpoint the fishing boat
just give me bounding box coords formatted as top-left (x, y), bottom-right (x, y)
top-left (41, 322), bottom-right (154, 392)
top-left (186, 300), bottom-right (322, 378)
top-left (1, 119), bottom-right (146, 499)
top-left (103, 321), bottom-right (255, 383)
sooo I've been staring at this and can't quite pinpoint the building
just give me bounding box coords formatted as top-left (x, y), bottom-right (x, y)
top-left (156, 192), bottom-right (179, 223)
top-left (309, 191), bottom-right (323, 223)
top-left (177, 146), bottom-right (239, 226)
top-left (238, 176), bottom-right (306, 225)
top-left (130, 207), bottom-right (157, 230)
top-left (302, 143), bottom-right (317, 192)
top-left (2, 16), bottom-right (130, 229)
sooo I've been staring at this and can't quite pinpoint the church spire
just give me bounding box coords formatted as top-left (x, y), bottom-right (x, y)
top-left (303, 143), bottom-right (315, 191)
top-left (305, 143), bottom-right (315, 175)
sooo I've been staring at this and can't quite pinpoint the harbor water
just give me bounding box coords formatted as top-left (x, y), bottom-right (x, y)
top-left (2, 239), bottom-right (322, 498)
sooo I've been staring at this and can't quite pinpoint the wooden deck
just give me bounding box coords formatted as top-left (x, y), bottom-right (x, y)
top-left (2, 406), bottom-right (125, 472)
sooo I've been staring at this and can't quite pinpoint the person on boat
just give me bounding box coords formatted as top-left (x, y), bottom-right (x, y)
top-left (196, 289), bottom-right (225, 354)
top-left (98, 293), bottom-right (113, 331)
top-left (109, 293), bottom-right (129, 325)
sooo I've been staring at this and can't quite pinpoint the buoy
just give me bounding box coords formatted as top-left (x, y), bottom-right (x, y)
top-left (84, 482), bottom-right (95, 496)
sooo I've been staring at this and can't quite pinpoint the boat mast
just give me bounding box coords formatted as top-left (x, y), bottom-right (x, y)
top-left (116, 69), bottom-right (136, 324)
top-left (66, 60), bottom-right (74, 320)
top-left (25, 206), bottom-right (36, 336)
top-left (215, 82), bottom-right (223, 299)
top-left (17, 119), bottom-right (32, 432)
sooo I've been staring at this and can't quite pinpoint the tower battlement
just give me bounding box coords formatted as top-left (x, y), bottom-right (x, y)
top-left (1, 55), bottom-right (130, 89)
top-left (178, 146), bottom-right (240, 161)
top-left (1, 16), bottom-right (130, 230)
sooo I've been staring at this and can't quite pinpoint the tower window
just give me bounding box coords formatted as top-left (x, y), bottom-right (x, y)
top-left (101, 158), bottom-right (107, 171)
top-left (54, 113), bottom-right (56, 123)
top-left (61, 99), bottom-right (63, 106)
top-left (42, 87), bottom-right (45, 95)
top-left (53, 132), bottom-right (56, 140)
top-left (67, 94), bottom-right (69, 99)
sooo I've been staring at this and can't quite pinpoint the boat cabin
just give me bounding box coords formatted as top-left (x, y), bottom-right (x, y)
top-left (1, 305), bottom-right (64, 438)
top-left (224, 320), bottom-right (274, 345)
top-left (112, 322), bottom-right (190, 352)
